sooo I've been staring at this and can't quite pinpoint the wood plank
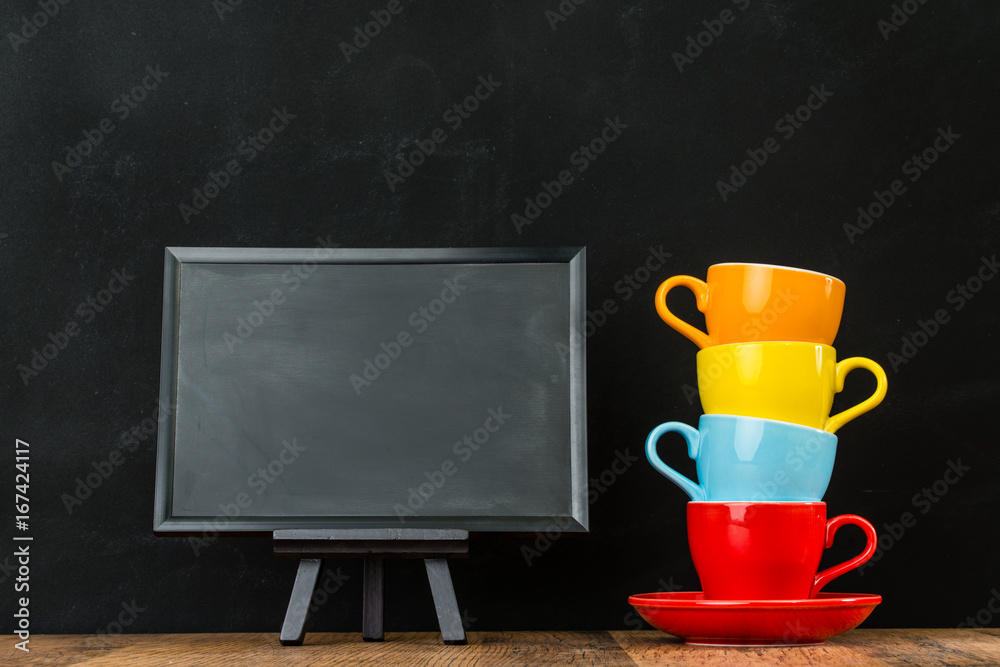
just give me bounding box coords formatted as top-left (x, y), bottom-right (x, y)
top-left (610, 628), bottom-right (1000, 666)
top-left (973, 628), bottom-right (1000, 637)
top-left (0, 632), bottom-right (632, 666)
top-left (836, 629), bottom-right (1000, 665)
top-left (5, 630), bottom-right (1000, 666)
top-left (471, 631), bottom-right (635, 665)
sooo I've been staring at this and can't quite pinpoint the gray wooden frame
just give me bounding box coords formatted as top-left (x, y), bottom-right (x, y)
top-left (153, 246), bottom-right (587, 534)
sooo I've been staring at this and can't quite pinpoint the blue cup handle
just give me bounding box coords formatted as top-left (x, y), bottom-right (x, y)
top-left (645, 422), bottom-right (706, 501)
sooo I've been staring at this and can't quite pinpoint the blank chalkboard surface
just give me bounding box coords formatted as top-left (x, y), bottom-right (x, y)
top-left (153, 247), bottom-right (587, 533)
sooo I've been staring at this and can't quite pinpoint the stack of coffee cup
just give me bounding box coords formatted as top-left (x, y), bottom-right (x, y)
top-left (646, 263), bottom-right (887, 601)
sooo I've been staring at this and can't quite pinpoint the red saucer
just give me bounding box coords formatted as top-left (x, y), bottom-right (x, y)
top-left (627, 592), bottom-right (881, 646)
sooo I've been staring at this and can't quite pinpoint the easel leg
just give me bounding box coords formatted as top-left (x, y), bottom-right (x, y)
top-left (279, 558), bottom-right (323, 646)
top-left (424, 558), bottom-right (467, 645)
top-left (363, 558), bottom-right (384, 642)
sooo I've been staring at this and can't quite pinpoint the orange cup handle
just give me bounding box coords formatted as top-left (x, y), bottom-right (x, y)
top-left (824, 357), bottom-right (889, 433)
top-left (810, 514), bottom-right (878, 597)
top-left (655, 276), bottom-right (712, 349)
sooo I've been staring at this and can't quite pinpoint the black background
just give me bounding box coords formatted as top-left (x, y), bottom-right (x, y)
top-left (2, 0), bottom-right (999, 635)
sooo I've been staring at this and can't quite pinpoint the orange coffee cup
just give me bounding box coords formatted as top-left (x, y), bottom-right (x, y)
top-left (655, 263), bottom-right (846, 349)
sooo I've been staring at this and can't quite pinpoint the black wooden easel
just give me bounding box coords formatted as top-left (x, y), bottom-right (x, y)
top-left (273, 528), bottom-right (469, 646)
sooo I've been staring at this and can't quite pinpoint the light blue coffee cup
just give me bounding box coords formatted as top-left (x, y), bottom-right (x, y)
top-left (645, 414), bottom-right (837, 502)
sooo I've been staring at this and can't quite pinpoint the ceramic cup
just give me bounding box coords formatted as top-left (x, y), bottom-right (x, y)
top-left (645, 415), bottom-right (837, 502)
top-left (696, 342), bottom-right (887, 434)
top-left (655, 263), bottom-right (846, 349)
top-left (687, 502), bottom-right (877, 600)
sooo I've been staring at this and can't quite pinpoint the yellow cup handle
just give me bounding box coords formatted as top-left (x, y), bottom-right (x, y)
top-left (824, 357), bottom-right (889, 434)
top-left (655, 275), bottom-right (712, 349)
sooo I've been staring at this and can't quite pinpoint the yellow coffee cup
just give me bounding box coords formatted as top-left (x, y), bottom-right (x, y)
top-left (696, 342), bottom-right (887, 434)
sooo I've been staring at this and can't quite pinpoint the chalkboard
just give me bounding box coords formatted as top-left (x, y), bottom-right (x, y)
top-left (153, 246), bottom-right (587, 533)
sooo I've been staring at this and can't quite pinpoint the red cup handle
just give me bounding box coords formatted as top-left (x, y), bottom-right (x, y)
top-left (810, 514), bottom-right (878, 597)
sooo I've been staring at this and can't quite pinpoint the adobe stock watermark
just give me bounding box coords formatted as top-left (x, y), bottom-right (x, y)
top-left (51, 65), bottom-right (169, 182)
top-left (17, 266), bottom-right (136, 386)
top-left (222, 236), bottom-right (340, 353)
top-left (885, 254), bottom-right (996, 373)
top-left (307, 567), bottom-right (351, 614)
top-left (776, 619), bottom-right (823, 645)
top-left (672, 0), bottom-right (751, 73)
top-left (544, 0), bottom-right (588, 31)
top-left (189, 438), bottom-right (307, 555)
top-left (680, 287), bottom-right (798, 403)
top-left (11, 536), bottom-right (32, 653)
top-left (623, 577), bottom-right (683, 629)
top-left (213, 0), bottom-right (243, 21)
top-left (742, 433), bottom-right (830, 503)
top-left (511, 116), bottom-right (627, 234)
top-left (349, 276), bottom-right (468, 394)
top-left (957, 589), bottom-right (1000, 629)
top-left (715, 84), bottom-right (833, 202)
top-left (61, 398), bottom-right (175, 514)
top-left (681, 343), bottom-right (741, 405)
top-left (96, 600), bottom-right (147, 635)
top-left (384, 74), bottom-right (501, 192)
top-left (179, 107), bottom-right (296, 223)
top-left (0, 554), bottom-right (18, 586)
top-left (394, 407), bottom-right (512, 521)
top-left (844, 126), bottom-right (960, 243)
top-left (6, 0), bottom-right (71, 53)
top-left (339, 0), bottom-right (415, 63)
top-left (858, 458), bottom-right (970, 576)
top-left (557, 245), bottom-right (672, 364)
top-left (877, 0), bottom-right (930, 41)
top-left (521, 449), bottom-right (639, 566)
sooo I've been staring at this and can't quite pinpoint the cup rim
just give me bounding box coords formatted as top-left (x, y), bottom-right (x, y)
top-left (686, 501), bottom-right (827, 506)
top-left (709, 262), bottom-right (844, 285)
top-left (696, 413), bottom-right (837, 439)
top-left (697, 341), bottom-right (834, 354)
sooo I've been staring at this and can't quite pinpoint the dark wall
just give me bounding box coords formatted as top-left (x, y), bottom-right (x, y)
top-left (3, 0), bottom-right (999, 635)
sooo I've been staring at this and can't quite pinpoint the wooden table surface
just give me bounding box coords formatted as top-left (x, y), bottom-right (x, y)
top-left (5, 629), bottom-right (1000, 665)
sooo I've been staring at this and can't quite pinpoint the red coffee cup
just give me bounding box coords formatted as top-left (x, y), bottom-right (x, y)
top-left (687, 502), bottom-right (877, 600)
